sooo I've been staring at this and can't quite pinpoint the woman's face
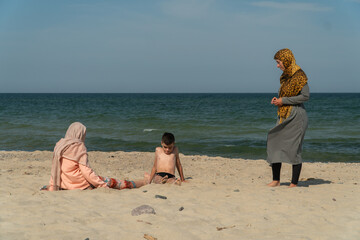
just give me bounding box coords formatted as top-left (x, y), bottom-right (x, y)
top-left (276, 59), bottom-right (285, 71)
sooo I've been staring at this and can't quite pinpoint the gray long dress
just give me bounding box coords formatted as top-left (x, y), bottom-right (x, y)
top-left (267, 83), bottom-right (310, 165)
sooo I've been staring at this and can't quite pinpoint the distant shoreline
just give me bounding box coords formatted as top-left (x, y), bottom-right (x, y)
top-left (1, 92), bottom-right (360, 94)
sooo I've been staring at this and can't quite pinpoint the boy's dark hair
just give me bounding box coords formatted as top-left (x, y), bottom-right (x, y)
top-left (162, 132), bottom-right (175, 145)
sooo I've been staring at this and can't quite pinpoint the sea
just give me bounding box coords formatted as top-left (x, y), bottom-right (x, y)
top-left (0, 93), bottom-right (359, 162)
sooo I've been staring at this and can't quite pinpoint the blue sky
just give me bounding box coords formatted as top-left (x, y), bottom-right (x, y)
top-left (0, 0), bottom-right (359, 93)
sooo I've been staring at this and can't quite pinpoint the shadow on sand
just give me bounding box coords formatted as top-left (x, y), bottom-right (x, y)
top-left (280, 178), bottom-right (333, 187)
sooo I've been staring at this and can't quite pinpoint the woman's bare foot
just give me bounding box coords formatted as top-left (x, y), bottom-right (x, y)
top-left (288, 183), bottom-right (297, 188)
top-left (267, 181), bottom-right (280, 187)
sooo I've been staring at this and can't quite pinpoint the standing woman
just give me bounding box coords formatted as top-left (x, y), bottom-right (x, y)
top-left (267, 48), bottom-right (309, 188)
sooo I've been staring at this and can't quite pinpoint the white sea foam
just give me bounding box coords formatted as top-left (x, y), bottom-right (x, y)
top-left (143, 129), bottom-right (158, 132)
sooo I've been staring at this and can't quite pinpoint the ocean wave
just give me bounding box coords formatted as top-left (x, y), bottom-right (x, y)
top-left (143, 129), bottom-right (158, 132)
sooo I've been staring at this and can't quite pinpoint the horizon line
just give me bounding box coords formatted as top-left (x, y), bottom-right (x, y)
top-left (0, 92), bottom-right (359, 94)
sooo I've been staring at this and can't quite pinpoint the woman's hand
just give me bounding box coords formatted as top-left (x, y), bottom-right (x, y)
top-left (271, 97), bottom-right (277, 104)
top-left (271, 97), bottom-right (283, 106)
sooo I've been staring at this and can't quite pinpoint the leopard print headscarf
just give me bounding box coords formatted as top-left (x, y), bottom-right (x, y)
top-left (274, 48), bottom-right (308, 123)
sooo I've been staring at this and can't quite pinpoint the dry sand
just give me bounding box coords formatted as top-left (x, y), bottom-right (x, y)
top-left (0, 151), bottom-right (359, 240)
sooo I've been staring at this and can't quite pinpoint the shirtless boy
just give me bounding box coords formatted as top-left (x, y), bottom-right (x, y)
top-left (148, 132), bottom-right (185, 184)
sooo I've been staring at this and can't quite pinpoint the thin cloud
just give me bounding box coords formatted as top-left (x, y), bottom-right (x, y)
top-left (251, 1), bottom-right (332, 12)
top-left (160, 0), bottom-right (215, 18)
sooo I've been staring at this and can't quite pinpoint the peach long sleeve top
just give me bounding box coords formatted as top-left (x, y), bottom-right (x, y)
top-left (48, 155), bottom-right (107, 191)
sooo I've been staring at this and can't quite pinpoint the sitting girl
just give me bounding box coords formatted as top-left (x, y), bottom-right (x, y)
top-left (43, 122), bottom-right (148, 191)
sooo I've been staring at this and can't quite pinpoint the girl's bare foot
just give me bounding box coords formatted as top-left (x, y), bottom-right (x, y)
top-left (288, 183), bottom-right (297, 188)
top-left (267, 181), bottom-right (280, 187)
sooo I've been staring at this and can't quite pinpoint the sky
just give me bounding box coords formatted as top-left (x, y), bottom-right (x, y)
top-left (0, 0), bottom-right (359, 93)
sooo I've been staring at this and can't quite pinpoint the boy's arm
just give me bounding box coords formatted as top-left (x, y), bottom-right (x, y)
top-left (149, 150), bottom-right (158, 184)
top-left (175, 148), bottom-right (185, 182)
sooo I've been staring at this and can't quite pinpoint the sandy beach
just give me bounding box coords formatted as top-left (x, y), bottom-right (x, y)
top-left (0, 150), bottom-right (359, 240)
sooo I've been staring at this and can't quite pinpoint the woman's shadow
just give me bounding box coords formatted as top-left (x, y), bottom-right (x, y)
top-left (280, 178), bottom-right (332, 187)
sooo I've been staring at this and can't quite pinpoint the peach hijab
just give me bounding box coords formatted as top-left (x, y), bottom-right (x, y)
top-left (51, 122), bottom-right (89, 190)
